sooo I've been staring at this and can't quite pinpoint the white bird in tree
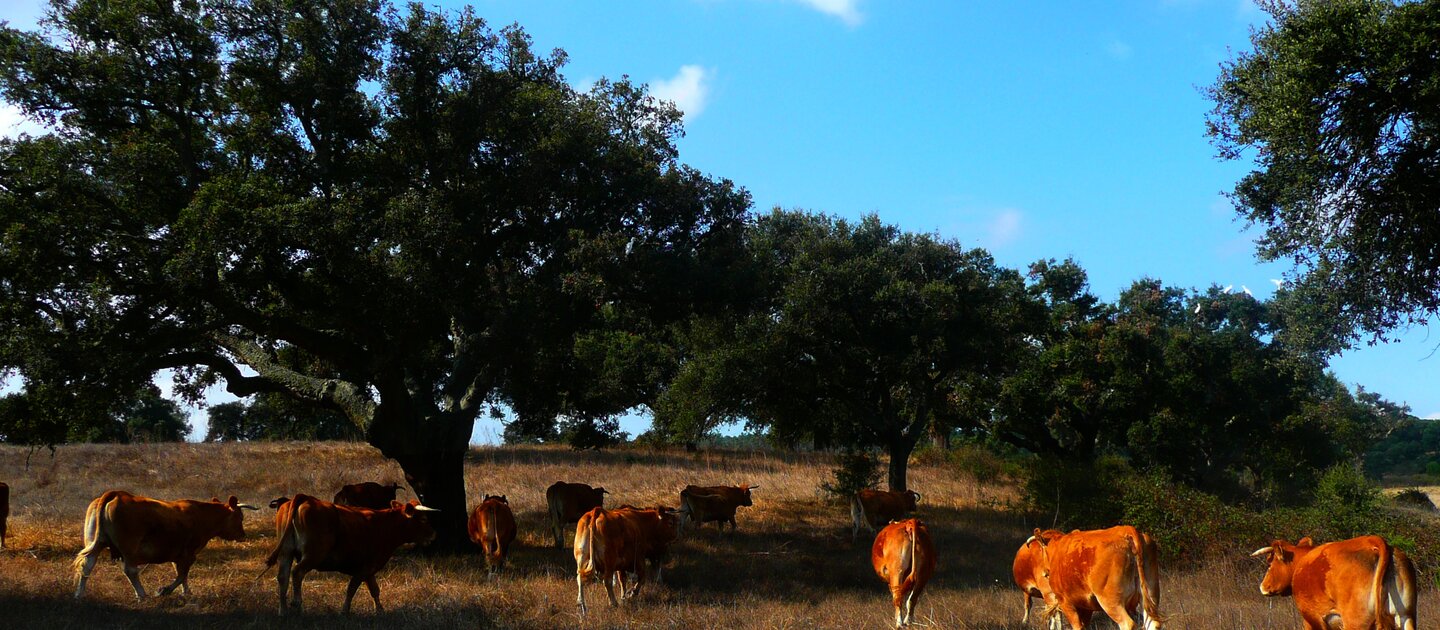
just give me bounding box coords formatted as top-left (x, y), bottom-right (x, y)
top-left (1270, 278), bottom-right (1283, 288)
top-left (1193, 303), bottom-right (1202, 314)
top-left (1223, 285), bottom-right (1234, 294)
top-left (1242, 285), bottom-right (1253, 296)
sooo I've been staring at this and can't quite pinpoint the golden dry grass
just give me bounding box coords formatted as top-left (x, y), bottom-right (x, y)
top-left (0, 441), bottom-right (1432, 628)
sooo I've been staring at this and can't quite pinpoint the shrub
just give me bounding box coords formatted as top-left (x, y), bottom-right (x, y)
top-left (1022, 455), bottom-right (1130, 529)
top-left (1392, 488), bottom-right (1437, 512)
top-left (820, 449), bottom-right (883, 502)
top-left (1312, 463), bottom-right (1384, 539)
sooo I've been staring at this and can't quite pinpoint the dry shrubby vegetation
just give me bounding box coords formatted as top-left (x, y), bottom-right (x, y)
top-left (0, 441), bottom-right (1434, 629)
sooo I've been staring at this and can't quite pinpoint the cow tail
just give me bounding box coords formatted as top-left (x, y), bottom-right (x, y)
top-left (576, 515), bottom-right (599, 581)
top-left (1374, 540), bottom-right (1394, 630)
top-left (898, 521), bottom-right (920, 597)
top-left (1129, 533), bottom-right (1163, 629)
top-left (260, 496), bottom-right (298, 577)
top-left (72, 493), bottom-right (114, 580)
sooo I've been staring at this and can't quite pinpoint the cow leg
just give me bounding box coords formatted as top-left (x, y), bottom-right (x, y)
top-left (290, 568), bottom-right (307, 614)
top-left (554, 520), bottom-right (564, 549)
top-left (157, 558), bottom-right (192, 596)
top-left (276, 556), bottom-right (292, 615)
top-left (1022, 591), bottom-right (1031, 624)
top-left (121, 561), bottom-right (147, 600)
top-left (576, 571), bottom-right (588, 614)
top-left (365, 576), bottom-right (383, 613)
top-left (343, 576), bottom-right (362, 614)
top-left (602, 570), bottom-right (619, 607)
top-left (74, 553), bottom-right (101, 599)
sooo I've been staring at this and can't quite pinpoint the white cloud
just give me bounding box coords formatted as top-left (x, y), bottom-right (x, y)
top-left (985, 209), bottom-right (1023, 249)
top-left (792, 0), bottom-right (863, 26)
top-left (650, 65), bottom-right (714, 120)
top-left (1106, 40), bottom-right (1133, 60)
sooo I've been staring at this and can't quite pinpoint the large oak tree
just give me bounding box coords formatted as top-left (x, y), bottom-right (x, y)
top-left (0, 0), bottom-right (747, 548)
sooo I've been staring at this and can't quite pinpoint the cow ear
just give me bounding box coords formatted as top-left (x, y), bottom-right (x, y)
top-left (1297, 537), bottom-right (1313, 547)
top-left (402, 503), bottom-right (417, 516)
top-left (227, 496), bottom-right (239, 507)
top-left (499, 495), bottom-right (507, 503)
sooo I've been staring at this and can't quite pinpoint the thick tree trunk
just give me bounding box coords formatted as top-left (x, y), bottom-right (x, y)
top-left (393, 449), bottom-right (472, 552)
top-left (886, 436), bottom-right (919, 493)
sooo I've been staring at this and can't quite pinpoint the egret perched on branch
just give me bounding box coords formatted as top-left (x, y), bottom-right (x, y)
top-left (1242, 285), bottom-right (1253, 296)
top-left (1270, 278), bottom-right (1283, 289)
top-left (1223, 285), bottom-right (1234, 294)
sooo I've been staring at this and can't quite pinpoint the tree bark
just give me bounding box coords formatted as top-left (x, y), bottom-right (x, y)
top-left (886, 435), bottom-right (920, 493)
top-left (393, 448), bottom-right (474, 553)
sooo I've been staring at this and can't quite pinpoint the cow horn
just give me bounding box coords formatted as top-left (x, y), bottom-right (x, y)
top-left (237, 503), bottom-right (260, 511)
top-left (1024, 535), bottom-right (1038, 546)
top-left (1249, 546), bottom-right (1273, 558)
top-left (413, 504), bottom-right (441, 512)
top-left (913, 491), bottom-right (922, 502)
top-left (748, 485), bottom-right (759, 490)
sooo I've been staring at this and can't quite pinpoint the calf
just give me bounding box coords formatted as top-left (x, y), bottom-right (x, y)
top-left (678, 484), bottom-right (756, 532)
top-left (852, 488), bottom-right (920, 540)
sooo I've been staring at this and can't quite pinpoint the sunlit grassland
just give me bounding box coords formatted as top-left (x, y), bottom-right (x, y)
top-left (0, 442), bottom-right (1432, 628)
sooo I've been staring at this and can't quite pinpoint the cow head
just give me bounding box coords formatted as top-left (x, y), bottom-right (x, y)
top-left (903, 490), bottom-right (921, 511)
top-left (1250, 537), bottom-right (1314, 597)
top-left (397, 500), bottom-right (440, 545)
top-left (485, 494), bottom-right (508, 504)
top-left (268, 496), bottom-right (290, 510)
top-left (740, 485), bottom-right (757, 507)
top-left (216, 496), bottom-right (259, 541)
top-left (1023, 528), bottom-right (1066, 603)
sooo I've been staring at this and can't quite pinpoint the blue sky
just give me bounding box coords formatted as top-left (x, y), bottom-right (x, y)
top-left (3, 0), bottom-right (1437, 441)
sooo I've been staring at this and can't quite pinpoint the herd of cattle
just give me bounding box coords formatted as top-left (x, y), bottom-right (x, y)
top-left (0, 478), bottom-right (1423, 628)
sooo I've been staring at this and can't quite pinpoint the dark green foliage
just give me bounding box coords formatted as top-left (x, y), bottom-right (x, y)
top-left (820, 449), bottom-right (883, 502)
top-left (204, 393), bottom-right (361, 442)
top-left (0, 0), bottom-right (748, 548)
top-left (1021, 455), bottom-right (1130, 531)
top-left (1208, 0), bottom-right (1440, 344)
top-left (1365, 416), bottom-right (1440, 478)
top-left (656, 210), bottom-right (1036, 492)
top-left (1312, 463), bottom-right (1385, 539)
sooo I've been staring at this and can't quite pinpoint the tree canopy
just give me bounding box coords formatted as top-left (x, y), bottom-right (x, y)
top-left (1207, 0), bottom-right (1440, 343)
top-left (0, 0), bottom-right (748, 548)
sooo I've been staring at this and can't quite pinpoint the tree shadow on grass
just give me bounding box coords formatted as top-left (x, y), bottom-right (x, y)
top-left (0, 594), bottom-right (492, 629)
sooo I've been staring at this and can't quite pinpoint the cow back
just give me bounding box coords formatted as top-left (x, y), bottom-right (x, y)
top-left (289, 495), bottom-right (434, 576)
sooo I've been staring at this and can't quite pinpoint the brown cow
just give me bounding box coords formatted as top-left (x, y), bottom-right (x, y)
top-left (0, 481), bottom-right (8, 549)
top-left (72, 490), bottom-right (259, 599)
top-left (613, 504), bottom-right (686, 586)
top-left (467, 495), bottom-right (517, 570)
top-left (872, 518), bottom-right (936, 628)
top-left (570, 506), bottom-right (645, 615)
top-left (1250, 535), bottom-right (1417, 630)
top-left (1013, 528), bottom-right (1063, 624)
top-left (852, 488), bottom-right (921, 540)
top-left (678, 484), bottom-right (756, 532)
top-left (546, 481), bottom-right (608, 548)
top-left (1027, 525), bottom-right (1162, 630)
top-left (268, 494), bottom-right (438, 615)
top-left (333, 482), bottom-right (404, 510)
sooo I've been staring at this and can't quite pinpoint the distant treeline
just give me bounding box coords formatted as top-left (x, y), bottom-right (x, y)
top-left (1365, 417), bottom-right (1440, 479)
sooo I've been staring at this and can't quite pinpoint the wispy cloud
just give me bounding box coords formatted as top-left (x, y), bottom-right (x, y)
top-left (650, 65), bottom-right (714, 120)
top-left (791, 0), bottom-right (863, 26)
top-left (1106, 40), bottom-right (1133, 60)
top-left (985, 208), bottom-right (1024, 249)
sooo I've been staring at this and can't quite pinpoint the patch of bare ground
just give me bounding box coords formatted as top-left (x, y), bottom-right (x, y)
top-left (0, 441), bottom-right (1432, 628)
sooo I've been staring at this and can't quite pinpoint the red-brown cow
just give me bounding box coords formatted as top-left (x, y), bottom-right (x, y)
top-left (333, 482), bottom-right (404, 510)
top-left (573, 505), bottom-right (683, 613)
top-left (613, 504), bottom-right (686, 586)
top-left (267, 494), bottom-right (438, 615)
top-left (546, 481), bottom-right (608, 548)
top-left (1027, 525), bottom-right (1162, 630)
top-left (1250, 535), bottom-right (1417, 630)
top-left (0, 481), bottom-right (9, 549)
top-left (872, 518), bottom-right (936, 628)
top-left (852, 488), bottom-right (921, 540)
top-left (1013, 528), bottom-right (1063, 624)
top-left (72, 490), bottom-right (259, 599)
top-left (678, 484), bottom-right (756, 532)
top-left (467, 495), bottom-right (517, 570)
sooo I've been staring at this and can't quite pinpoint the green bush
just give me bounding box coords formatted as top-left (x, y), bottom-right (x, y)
top-left (1312, 463), bottom-right (1384, 539)
top-left (1391, 488), bottom-right (1436, 512)
top-left (820, 449), bottom-right (883, 502)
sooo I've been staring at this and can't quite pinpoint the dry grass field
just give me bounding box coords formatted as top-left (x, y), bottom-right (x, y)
top-left (0, 441), bottom-right (1432, 629)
